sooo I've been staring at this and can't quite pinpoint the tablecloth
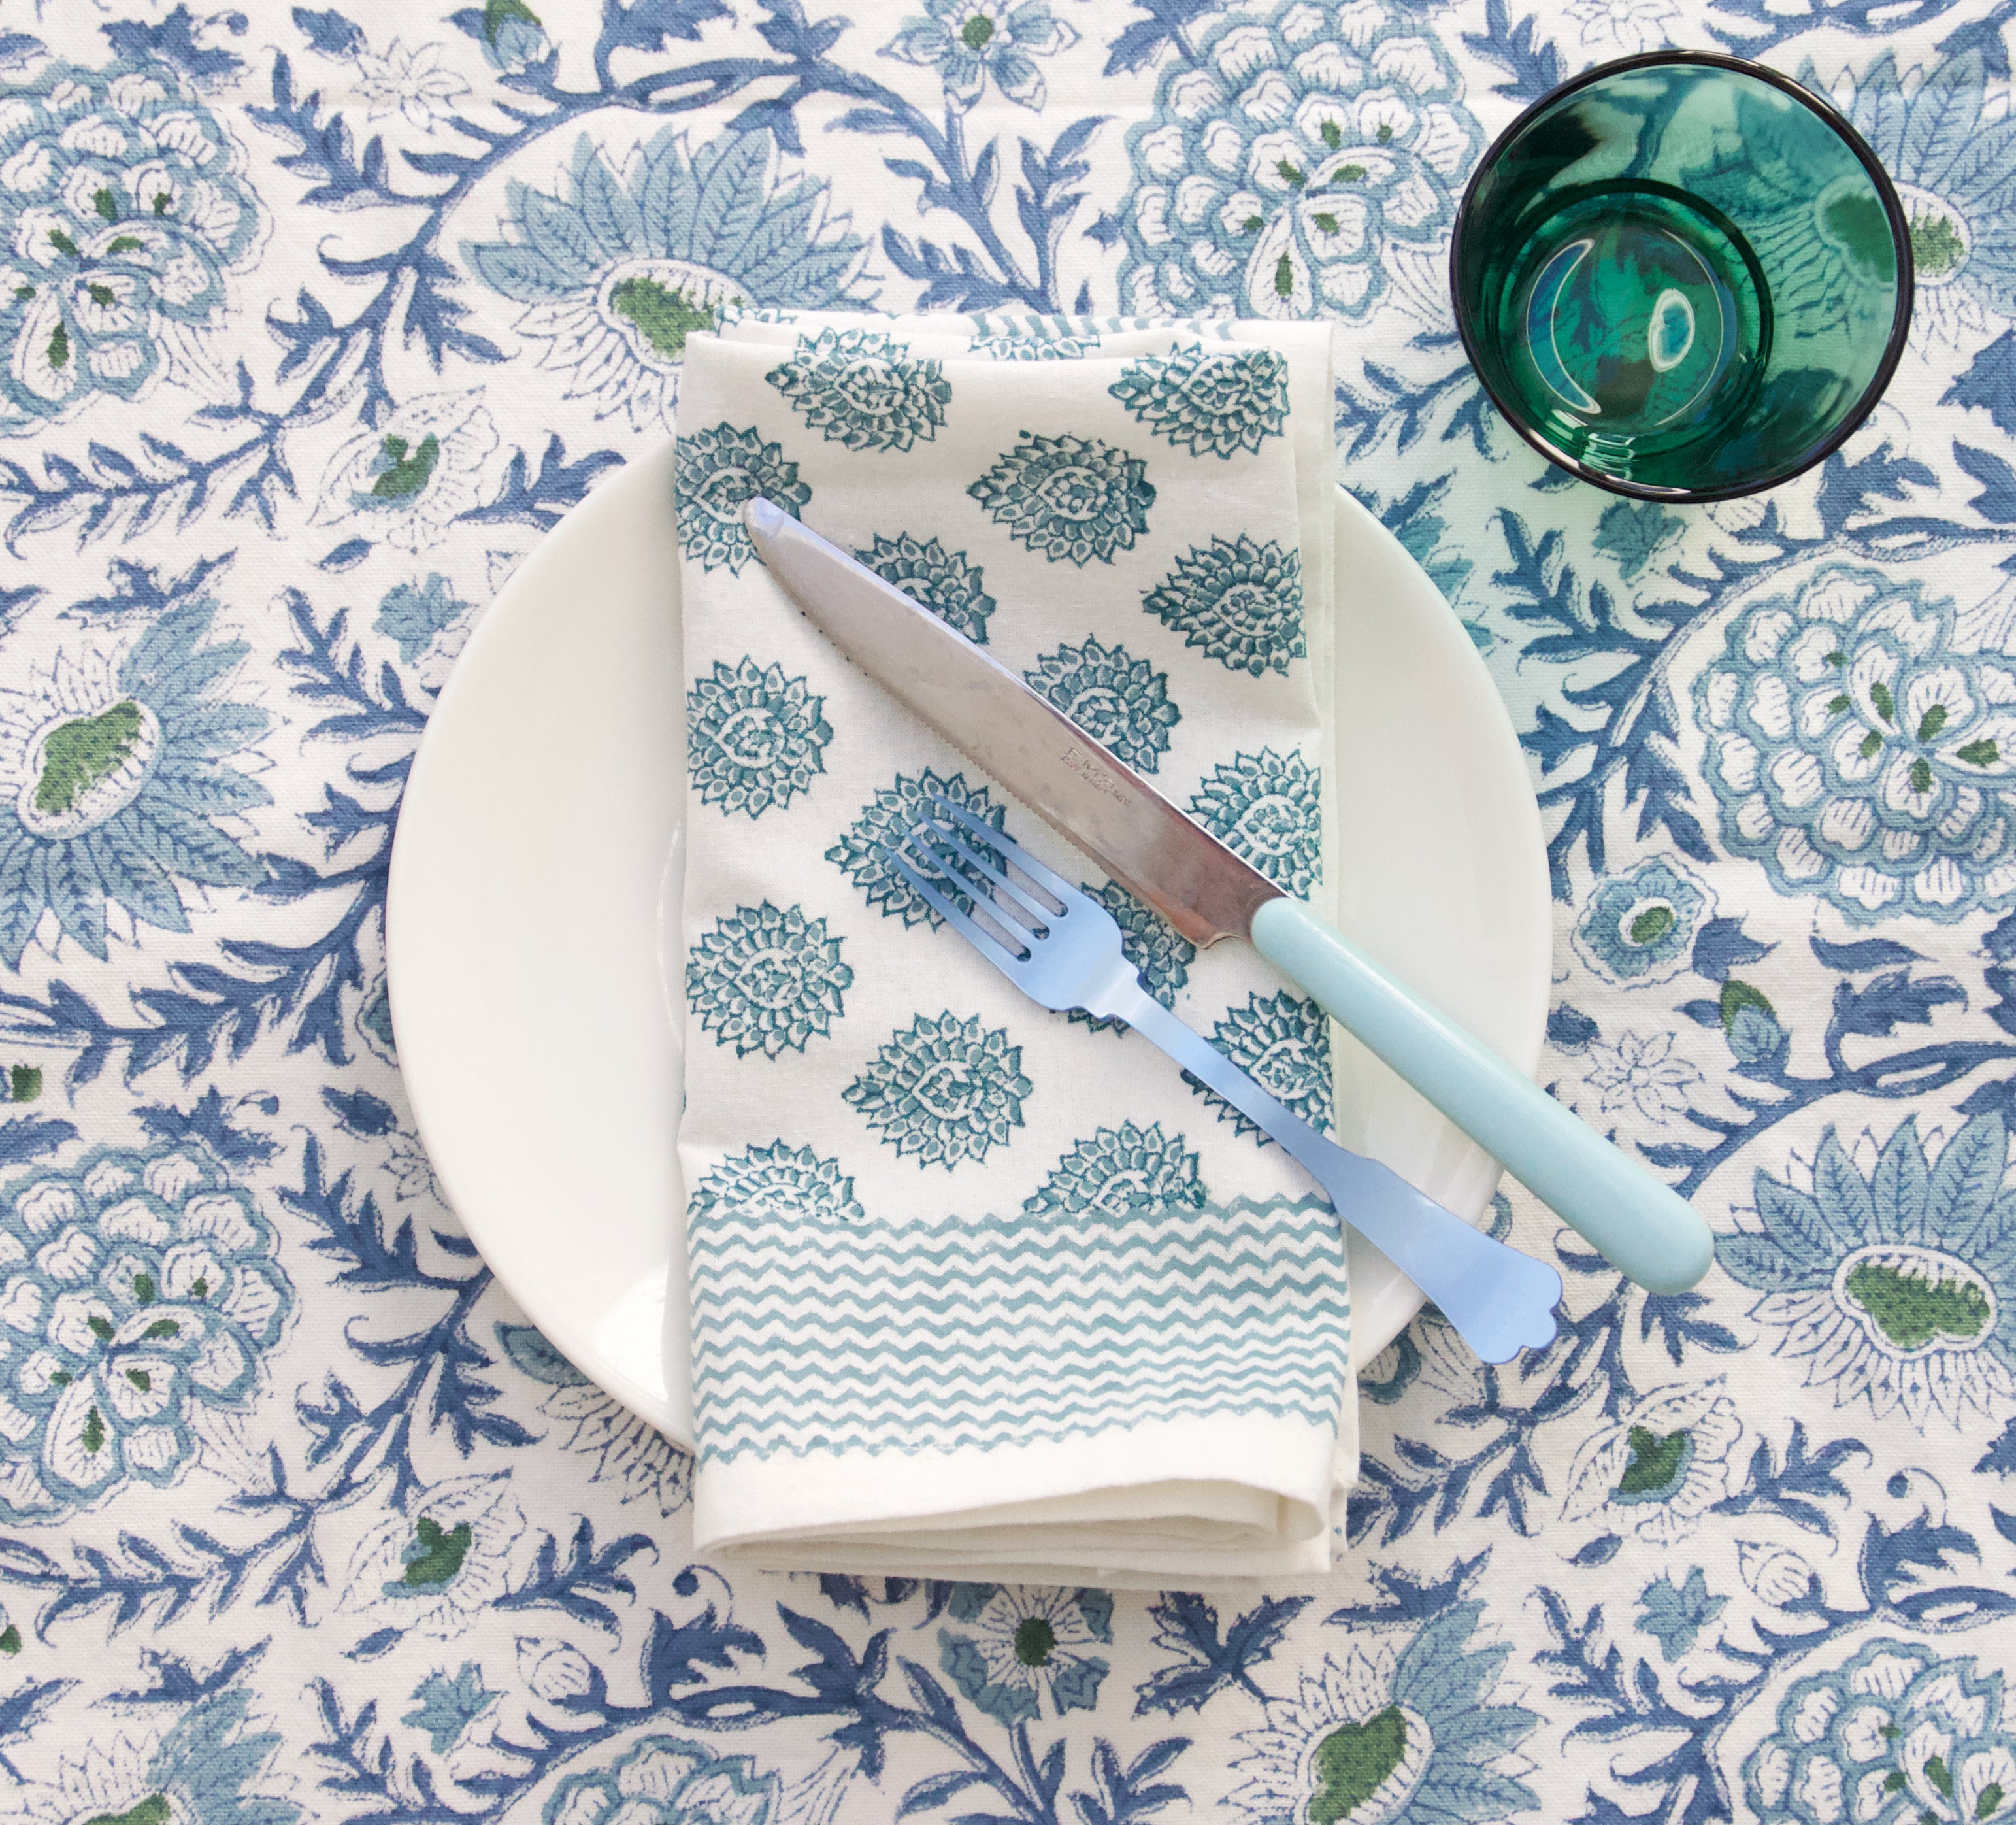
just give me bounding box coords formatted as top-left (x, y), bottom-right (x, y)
top-left (1, 2), bottom-right (2015, 1820)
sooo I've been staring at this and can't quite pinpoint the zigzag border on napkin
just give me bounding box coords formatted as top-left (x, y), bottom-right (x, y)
top-left (687, 1193), bottom-right (1350, 1462)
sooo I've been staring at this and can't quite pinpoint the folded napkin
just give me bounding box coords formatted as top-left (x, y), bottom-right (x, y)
top-left (675, 310), bottom-right (1352, 1586)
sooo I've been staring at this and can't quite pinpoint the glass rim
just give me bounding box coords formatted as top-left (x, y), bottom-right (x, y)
top-left (1447, 48), bottom-right (1917, 504)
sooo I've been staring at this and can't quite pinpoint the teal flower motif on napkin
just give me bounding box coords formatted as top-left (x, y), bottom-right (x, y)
top-left (1190, 748), bottom-right (1322, 894)
top-left (1187, 992), bottom-right (1332, 1141)
top-left (765, 327), bottom-right (951, 452)
top-left (828, 768), bottom-right (1007, 926)
top-left (1024, 1122), bottom-right (1206, 1216)
top-left (1743, 1638), bottom-right (2016, 1825)
top-left (691, 1141), bottom-right (864, 1224)
top-left (857, 533), bottom-right (995, 643)
top-left (686, 900), bottom-right (853, 1058)
top-left (674, 423), bottom-right (810, 574)
top-left (0, 603), bottom-right (271, 967)
top-left (846, 1012), bottom-right (1031, 1169)
top-left (1070, 882), bottom-right (1195, 1034)
top-left (968, 433), bottom-right (1155, 566)
top-left (687, 657), bottom-right (831, 820)
top-left (1573, 856), bottom-right (1712, 986)
top-left (1108, 343), bottom-right (1289, 458)
top-left (1692, 561), bottom-right (2016, 924)
top-left (1025, 637), bottom-right (1180, 773)
top-left (545, 1737), bottom-right (782, 1825)
top-left (1144, 536), bottom-right (1306, 678)
top-left (938, 1583), bottom-right (1112, 1726)
top-left (0, 1141), bottom-right (293, 1526)
top-left (1719, 1116), bottom-right (2016, 1428)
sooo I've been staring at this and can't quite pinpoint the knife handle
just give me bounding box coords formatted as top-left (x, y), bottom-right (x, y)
top-left (1251, 897), bottom-right (1713, 1294)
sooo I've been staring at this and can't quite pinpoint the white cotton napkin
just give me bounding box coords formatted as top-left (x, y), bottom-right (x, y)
top-left (675, 311), bottom-right (1353, 1586)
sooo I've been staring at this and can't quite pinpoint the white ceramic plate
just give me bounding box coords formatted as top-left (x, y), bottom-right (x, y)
top-left (388, 444), bottom-right (1551, 1448)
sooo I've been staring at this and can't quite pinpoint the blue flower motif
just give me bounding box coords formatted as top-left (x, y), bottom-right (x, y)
top-left (857, 533), bottom-right (996, 643)
top-left (687, 657), bottom-right (831, 820)
top-left (373, 574), bottom-right (469, 665)
top-left (765, 328), bottom-right (951, 453)
top-left (686, 899), bottom-right (853, 1059)
top-left (4, 1690), bottom-right (296, 1824)
top-left (827, 768), bottom-right (1008, 927)
top-left (0, 60), bottom-right (262, 433)
top-left (1692, 562), bottom-right (2016, 924)
top-left (1830, 52), bottom-right (2016, 344)
top-left (882, 0), bottom-right (1079, 112)
top-left (1108, 343), bottom-right (1289, 458)
top-left (547, 1735), bottom-right (782, 1825)
top-left (691, 1141), bottom-right (865, 1225)
top-left (674, 424), bottom-right (812, 575)
top-left (1187, 991), bottom-right (1332, 1142)
top-left (1633, 1567), bottom-right (1726, 1663)
top-left (401, 1663), bottom-right (496, 1756)
top-left (1719, 1116), bottom-right (2016, 1428)
top-left (968, 433), bottom-right (1155, 567)
top-left (0, 601), bottom-right (270, 967)
top-left (1024, 637), bottom-right (1180, 773)
top-left (0, 1140), bottom-right (293, 1525)
top-left (845, 1011), bottom-right (1031, 1169)
top-left (1561, 1379), bottom-right (1742, 1545)
top-left (1118, 1), bottom-right (1481, 322)
top-left (1743, 1637), bottom-right (2016, 1825)
top-left (1228, 1603), bottom-right (1538, 1825)
top-left (1024, 1122), bottom-right (1206, 1216)
top-left (466, 129), bottom-right (867, 431)
top-left (1189, 748), bottom-right (1322, 895)
top-left (1143, 536), bottom-right (1306, 678)
top-left (313, 388), bottom-right (499, 554)
top-left (938, 1584), bottom-right (1112, 1726)
top-left (1069, 882), bottom-right (1195, 1035)
top-left (1573, 855), bottom-right (1713, 986)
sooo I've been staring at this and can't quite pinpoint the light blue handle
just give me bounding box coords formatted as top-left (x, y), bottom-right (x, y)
top-left (1251, 897), bottom-right (1713, 1294)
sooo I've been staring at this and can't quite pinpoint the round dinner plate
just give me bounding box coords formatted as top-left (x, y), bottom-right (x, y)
top-left (387, 444), bottom-right (1551, 1449)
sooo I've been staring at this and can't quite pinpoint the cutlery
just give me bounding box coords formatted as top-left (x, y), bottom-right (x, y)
top-left (885, 799), bottom-right (1563, 1364)
top-left (744, 498), bottom-right (1714, 1295)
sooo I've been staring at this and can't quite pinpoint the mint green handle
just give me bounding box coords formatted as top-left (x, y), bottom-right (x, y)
top-left (1251, 897), bottom-right (1713, 1294)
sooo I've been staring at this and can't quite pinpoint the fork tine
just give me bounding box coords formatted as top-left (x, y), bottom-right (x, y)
top-left (910, 818), bottom-right (1055, 929)
top-left (878, 841), bottom-right (1029, 975)
top-left (928, 796), bottom-right (1076, 903)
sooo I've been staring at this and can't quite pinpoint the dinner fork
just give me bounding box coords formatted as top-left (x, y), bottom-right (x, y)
top-left (882, 798), bottom-right (1563, 1365)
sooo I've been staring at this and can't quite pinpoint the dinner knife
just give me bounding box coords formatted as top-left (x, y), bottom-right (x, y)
top-left (743, 499), bottom-right (1714, 1294)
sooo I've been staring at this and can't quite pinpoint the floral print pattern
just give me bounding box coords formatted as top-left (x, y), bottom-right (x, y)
top-left (1142, 535), bottom-right (1306, 677)
top-left (856, 531), bottom-right (996, 643)
top-left (1189, 747), bottom-right (1323, 894)
top-left (844, 1011), bottom-right (1031, 1168)
top-left (827, 767), bottom-right (1008, 927)
top-left (1693, 563), bottom-right (2016, 925)
top-left (1023, 637), bottom-right (1179, 772)
top-left (1108, 342), bottom-right (1289, 458)
top-left (686, 657), bottom-right (832, 820)
top-left (968, 431), bottom-right (1155, 565)
top-left (1188, 990), bottom-right (1334, 1141)
top-left (8, 5), bottom-right (2016, 1818)
top-left (465, 129), bottom-right (867, 433)
top-left (0, 60), bottom-right (263, 433)
top-left (765, 327), bottom-right (951, 452)
top-left (686, 900), bottom-right (852, 1059)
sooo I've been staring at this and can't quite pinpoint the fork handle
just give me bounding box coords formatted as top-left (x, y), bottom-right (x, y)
top-left (1112, 988), bottom-right (1560, 1364)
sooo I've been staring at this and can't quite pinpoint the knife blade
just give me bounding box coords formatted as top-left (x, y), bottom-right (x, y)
top-left (743, 497), bottom-right (1713, 1295)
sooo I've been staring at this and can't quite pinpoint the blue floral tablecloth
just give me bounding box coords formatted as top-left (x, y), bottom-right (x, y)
top-left (3, 1), bottom-right (2016, 1820)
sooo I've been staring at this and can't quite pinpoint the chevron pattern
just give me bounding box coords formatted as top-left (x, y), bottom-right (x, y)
top-left (689, 1194), bottom-right (1350, 1462)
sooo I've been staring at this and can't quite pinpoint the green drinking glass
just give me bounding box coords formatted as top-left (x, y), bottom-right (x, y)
top-left (1450, 51), bottom-right (1913, 500)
